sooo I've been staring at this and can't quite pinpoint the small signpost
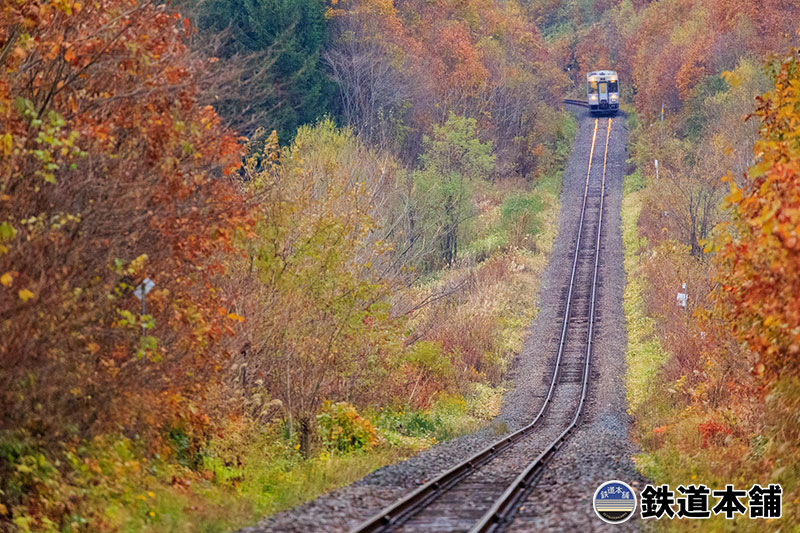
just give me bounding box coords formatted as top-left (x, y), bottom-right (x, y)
top-left (134, 277), bottom-right (155, 332)
top-left (677, 282), bottom-right (688, 309)
top-left (655, 159), bottom-right (659, 180)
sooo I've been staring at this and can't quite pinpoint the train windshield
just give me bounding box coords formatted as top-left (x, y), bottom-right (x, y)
top-left (609, 80), bottom-right (619, 92)
top-left (588, 80), bottom-right (598, 93)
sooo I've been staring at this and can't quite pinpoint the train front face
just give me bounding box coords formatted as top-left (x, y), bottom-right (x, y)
top-left (587, 70), bottom-right (619, 114)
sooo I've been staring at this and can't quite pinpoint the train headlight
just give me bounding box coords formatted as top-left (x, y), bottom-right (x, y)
top-left (610, 94), bottom-right (618, 101)
top-left (590, 94), bottom-right (598, 100)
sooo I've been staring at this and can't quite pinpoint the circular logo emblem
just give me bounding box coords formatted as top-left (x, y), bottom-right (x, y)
top-left (593, 480), bottom-right (637, 524)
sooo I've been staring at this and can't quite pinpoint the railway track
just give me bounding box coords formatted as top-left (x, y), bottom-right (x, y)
top-left (563, 98), bottom-right (589, 107)
top-left (351, 117), bottom-right (615, 533)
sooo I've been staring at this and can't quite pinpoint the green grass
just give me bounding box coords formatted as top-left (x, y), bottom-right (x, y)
top-left (623, 167), bottom-right (645, 196)
top-left (145, 388), bottom-right (507, 531)
top-left (621, 175), bottom-right (669, 413)
top-left (189, 394), bottom-right (497, 531)
top-left (119, 444), bottom-right (414, 533)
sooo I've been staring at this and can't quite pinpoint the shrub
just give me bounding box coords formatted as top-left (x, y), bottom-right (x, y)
top-left (371, 394), bottom-right (477, 444)
top-left (405, 341), bottom-right (453, 383)
top-left (317, 402), bottom-right (378, 453)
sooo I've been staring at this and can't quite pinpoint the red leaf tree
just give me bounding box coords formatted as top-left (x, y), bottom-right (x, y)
top-left (0, 0), bottom-right (251, 441)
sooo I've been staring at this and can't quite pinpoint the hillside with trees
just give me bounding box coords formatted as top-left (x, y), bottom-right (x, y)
top-left (4, 0), bottom-right (800, 530)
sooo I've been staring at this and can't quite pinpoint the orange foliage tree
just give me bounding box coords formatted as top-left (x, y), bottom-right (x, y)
top-left (0, 0), bottom-right (251, 442)
top-left (327, 0), bottom-right (566, 175)
top-left (715, 48), bottom-right (800, 383)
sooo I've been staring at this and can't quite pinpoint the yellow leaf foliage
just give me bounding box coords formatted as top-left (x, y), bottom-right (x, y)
top-left (18, 289), bottom-right (34, 301)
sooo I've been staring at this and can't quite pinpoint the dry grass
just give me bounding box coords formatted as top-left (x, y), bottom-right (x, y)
top-left (403, 165), bottom-right (564, 407)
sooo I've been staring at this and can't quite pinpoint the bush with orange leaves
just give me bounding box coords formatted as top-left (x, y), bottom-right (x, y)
top-left (714, 48), bottom-right (800, 383)
top-left (0, 1), bottom-right (253, 445)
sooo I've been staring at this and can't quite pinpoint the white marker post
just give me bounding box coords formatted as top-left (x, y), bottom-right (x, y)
top-left (654, 159), bottom-right (659, 181)
top-left (134, 277), bottom-right (155, 334)
top-left (676, 282), bottom-right (687, 309)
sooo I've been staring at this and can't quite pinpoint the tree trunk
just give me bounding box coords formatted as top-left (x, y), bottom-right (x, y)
top-left (298, 415), bottom-right (315, 459)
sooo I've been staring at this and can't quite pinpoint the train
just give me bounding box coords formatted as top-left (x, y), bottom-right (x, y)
top-left (586, 70), bottom-right (619, 114)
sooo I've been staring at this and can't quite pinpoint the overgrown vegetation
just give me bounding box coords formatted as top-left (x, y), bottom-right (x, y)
top-left (621, 173), bottom-right (668, 414)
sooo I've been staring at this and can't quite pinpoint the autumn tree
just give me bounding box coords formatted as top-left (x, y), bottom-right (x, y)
top-left (715, 47), bottom-right (800, 382)
top-left (325, 6), bottom-right (412, 154)
top-left (414, 114), bottom-right (495, 267)
top-left (0, 0), bottom-right (250, 443)
top-left (242, 120), bottom-right (407, 454)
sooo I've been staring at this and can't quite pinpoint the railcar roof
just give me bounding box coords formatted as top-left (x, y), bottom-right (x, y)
top-left (587, 70), bottom-right (617, 78)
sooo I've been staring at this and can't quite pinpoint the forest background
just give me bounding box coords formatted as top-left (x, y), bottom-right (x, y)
top-left (1, 0), bottom-right (800, 531)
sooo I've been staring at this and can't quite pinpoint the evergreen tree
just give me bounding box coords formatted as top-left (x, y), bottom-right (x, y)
top-left (197, 0), bottom-right (333, 140)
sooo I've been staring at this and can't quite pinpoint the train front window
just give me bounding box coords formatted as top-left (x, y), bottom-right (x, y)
top-left (609, 80), bottom-right (619, 92)
top-left (588, 80), bottom-right (598, 93)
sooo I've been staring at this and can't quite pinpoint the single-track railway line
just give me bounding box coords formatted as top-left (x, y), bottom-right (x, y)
top-left (351, 116), bottom-right (614, 533)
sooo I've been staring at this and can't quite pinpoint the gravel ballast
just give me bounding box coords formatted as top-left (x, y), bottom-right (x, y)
top-left (508, 111), bottom-right (647, 532)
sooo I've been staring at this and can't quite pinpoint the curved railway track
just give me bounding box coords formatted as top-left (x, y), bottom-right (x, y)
top-left (351, 116), bottom-right (615, 533)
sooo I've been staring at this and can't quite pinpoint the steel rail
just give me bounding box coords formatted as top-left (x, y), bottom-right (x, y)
top-left (563, 98), bottom-right (589, 107)
top-left (470, 118), bottom-right (614, 533)
top-left (351, 118), bottom-right (603, 533)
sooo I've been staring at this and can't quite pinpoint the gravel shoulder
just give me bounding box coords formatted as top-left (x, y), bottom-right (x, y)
top-left (241, 109), bottom-right (644, 533)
